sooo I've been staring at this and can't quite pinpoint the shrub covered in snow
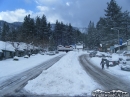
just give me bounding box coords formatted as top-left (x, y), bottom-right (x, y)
top-left (24, 55), bottom-right (29, 58)
top-left (40, 52), bottom-right (44, 55)
top-left (32, 54), bottom-right (35, 56)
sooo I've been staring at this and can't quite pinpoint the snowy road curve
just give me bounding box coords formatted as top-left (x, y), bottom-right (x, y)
top-left (79, 54), bottom-right (130, 94)
top-left (0, 54), bottom-right (64, 97)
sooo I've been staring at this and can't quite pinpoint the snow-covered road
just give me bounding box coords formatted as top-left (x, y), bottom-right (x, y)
top-left (1, 51), bottom-right (130, 96)
top-left (79, 54), bottom-right (130, 93)
top-left (0, 54), bottom-right (64, 97)
top-left (24, 51), bottom-right (101, 96)
top-left (0, 53), bottom-right (65, 83)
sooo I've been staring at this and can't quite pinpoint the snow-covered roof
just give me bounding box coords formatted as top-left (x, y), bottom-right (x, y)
top-left (0, 41), bottom-right (39, 52)
top-left (114, 42), bottom-right (127, 48)
top-left (76, 45), bottom-right (83, 49)
top-left (76, 44), bottom-right (83, 49)
top-left (18, 43), bottom-right (27, 51)
top-left (76, 42), bottom-right (83, 49)
top-left (0, 41), bottom-right (15, 52)
top-left (11, 42), bottom-right (38, 51)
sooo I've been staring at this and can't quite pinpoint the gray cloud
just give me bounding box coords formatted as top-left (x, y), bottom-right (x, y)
top-left (1, 0), bottom-right (129, 28)
top-left (36, 0), bottom-right (130, 28)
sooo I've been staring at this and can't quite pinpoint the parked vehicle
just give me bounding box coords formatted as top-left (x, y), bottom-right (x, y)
top-left (46, 51), bottom-right (55, 55)
top-left (109, 61), bottom-right (119, 66)
top-left (95, 53), bottom-right (103, 57)
top-left (121, 63), bottom-right (130, 71)
top-left (107, 58), bottom-right (119, 67)
top-left (89, 51), bottom-right (97, 57)
top-left (95, 52), bottom-right (111, 58)
top-left (120, 58), bottom-right (130, 64)
top-left (55, 50), bottom-right (59, 54)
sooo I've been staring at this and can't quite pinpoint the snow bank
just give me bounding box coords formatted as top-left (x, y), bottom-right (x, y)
top-left (24, 51), bottom-right (100, 96)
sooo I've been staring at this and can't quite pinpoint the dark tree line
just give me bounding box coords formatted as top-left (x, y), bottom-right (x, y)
top-left (0, 14), bottom-right (84, 50)
top-left (53, 20), bottom-right (83, 47)
top-left (87, 0), bottom-right (130, 49)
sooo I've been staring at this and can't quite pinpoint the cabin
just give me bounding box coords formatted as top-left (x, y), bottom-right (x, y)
top-left (57, 45), bottom-right (73, 52)
top-left (0, 41), bottom-right (40, 60)
top-left (0, 41), bottom-right (15, 59)
top-left (76, 43), bottom-right (83, 51)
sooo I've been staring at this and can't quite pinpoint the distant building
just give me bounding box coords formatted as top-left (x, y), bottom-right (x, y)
top-left (0, 41), bottom-right (39, 60)
top-left (57, 45), bottom-right (73, 51)
top-left (76, 43), bottom-right (83, 51)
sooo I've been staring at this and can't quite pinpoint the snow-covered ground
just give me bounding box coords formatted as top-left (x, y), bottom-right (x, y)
top-left (0, 52), bottom-right (65, 83)
top-left (24, 51), bottom-right (130, 96)
top-left (1, 50), bottom-right (129, 96)
top-left (24, 51), bottom-right (101, 96)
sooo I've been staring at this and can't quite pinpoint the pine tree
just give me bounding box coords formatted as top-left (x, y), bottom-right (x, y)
top-left (22, 14), bottom-right (35, 43)
top-left (54, 20), bottom-right (61, 46)
top-left (1, 22), bottom-right (10, 41)
top-left (67, 23), bottom-right (74, 45)
top-left (35, 16), bottom-right (41, 45)
top-left (121, 11), bottom-right (130, 40)
top-left (95, 0), bottom-right (128, 47)
top-left (87, 21), bottom-right (95, 49)
top-left (40, 14), bottom-right (48, 44)
top-left (96, 17), bottom-right (107, 41)
top-left (105, 0), bottom-right (123, 28)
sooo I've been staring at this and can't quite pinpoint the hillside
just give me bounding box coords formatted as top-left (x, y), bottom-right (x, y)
top-left (0, 20), bottom-right (22, 32)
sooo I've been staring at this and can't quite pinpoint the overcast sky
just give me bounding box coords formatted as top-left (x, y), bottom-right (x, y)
top-left (0, 0), bottom-right (130, 28)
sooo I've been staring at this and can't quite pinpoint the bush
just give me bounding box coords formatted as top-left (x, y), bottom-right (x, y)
top-left (41, 52), bottom-right (44, 55)
top-left (32, 54), bottom-right (35, 56)
top-left (24, 55), bottom-right (29, 58)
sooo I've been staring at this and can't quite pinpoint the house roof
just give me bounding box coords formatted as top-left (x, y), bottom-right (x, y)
top-left (0, 41), bottom-right (39, 52)
top-left (0, 41), bottom-right (15, 52)
top-left (10, 42), bottom-right (38, 51)
top-left (76, 45), bottom-right (83, 49)
top-left (76, 43), bottom-right (83, 49)
top-left (114, 42), bottom-right (127, 48)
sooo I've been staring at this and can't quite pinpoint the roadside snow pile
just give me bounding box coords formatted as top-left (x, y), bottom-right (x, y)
top-left (24, 51), bottom-right (100, 96)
